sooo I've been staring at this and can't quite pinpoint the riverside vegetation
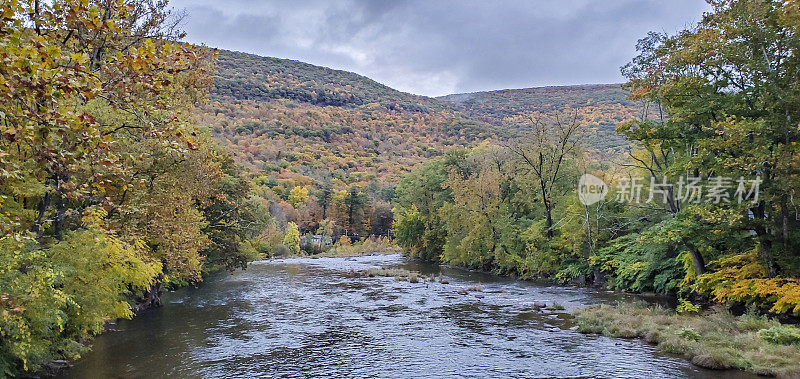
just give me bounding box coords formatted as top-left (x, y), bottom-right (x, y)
top-left (575, 303), bottom-right (800, 376)
top-left (390, 1), bottom-right (800, 374)
top-left (4, 0), bottom-right (800, 377)
top-left (0, 1), bottom-right (273, 375)
top-left (394, 0), bottom-right (800, 316)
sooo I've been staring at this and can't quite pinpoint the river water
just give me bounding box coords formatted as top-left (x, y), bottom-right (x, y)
top-left (63, 254), bottom-right (752, 378)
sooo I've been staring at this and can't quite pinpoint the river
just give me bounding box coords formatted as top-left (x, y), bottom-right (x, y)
top-left (62, 254), bottom-right (754, 378)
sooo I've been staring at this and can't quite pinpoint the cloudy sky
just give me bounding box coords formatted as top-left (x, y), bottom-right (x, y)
top-left (169, 0), bottom-right (710, 97)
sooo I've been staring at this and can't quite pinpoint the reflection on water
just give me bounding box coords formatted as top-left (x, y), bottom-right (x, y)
top-left (63, 254), bottom-right (752, 378)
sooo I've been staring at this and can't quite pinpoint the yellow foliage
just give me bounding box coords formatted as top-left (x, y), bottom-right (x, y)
top-left (49, 228), bottom-right (161, 334)
top-left (288, 186), bottom-right (309, 207)
top-left (337, 235), bottom-right (352, 247)
top-left (283, 222), bottom-right (301, 254)
top-left (695, 250), bottom-right (800, 315)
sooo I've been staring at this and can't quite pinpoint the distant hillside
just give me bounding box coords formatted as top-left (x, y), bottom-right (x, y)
top-left (200, 50), bottom-right (498, 187)
top-left (201, 51), bottom-right (640, 189)
top-left (439, 84), bottom-right (641, 153)
top-left (439, 84), bottom-right (632, 117)
top-left (212, 50), bottom-right (444, 113)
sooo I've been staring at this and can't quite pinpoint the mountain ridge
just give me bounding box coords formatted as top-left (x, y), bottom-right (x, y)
top-left (212, 50), bottom-right (444, 113)
top-left (214, 49), bottom-right (626, 101)
top-left (202, 50), bottom-right (640, 187)
top-left (438, 83), bottom-right (626, 99)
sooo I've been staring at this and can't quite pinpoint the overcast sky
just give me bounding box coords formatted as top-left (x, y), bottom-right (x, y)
top-left (169, 0), bottom-right (710, 97)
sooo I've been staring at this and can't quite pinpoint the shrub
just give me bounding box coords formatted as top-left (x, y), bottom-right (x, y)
top-left (676, 327), bottom-right (701, 341)
top-left (272, 245), bottom-right (291, 257)
top-left (589, 233), bottom-right (683, 294)
top-left (759, 325), bottom-right (800, 346)
top-left (337, 235), bottom-right (352, 247)
top-left (676, 299), bottom-right (700, 314)
top-left (694, 251), bottom-right (800, 315)
top-left (322, 236), bottom-right (400, 257)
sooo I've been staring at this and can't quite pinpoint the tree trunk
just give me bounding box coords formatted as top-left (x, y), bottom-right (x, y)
top-left (54, 193), bottom-right (66, 241)
top-left (685, 242), bottom-right (706, 276)
top-left (32, 191), bottom-right (52, 240)
top-left (135, 278), bottom-right (163, 313)
top-left (593, 269), bottom-right (606, 287)
top-left (752, 201), bottom-right (778, 277)
top-left (544, 204), bottom-right (554, 238)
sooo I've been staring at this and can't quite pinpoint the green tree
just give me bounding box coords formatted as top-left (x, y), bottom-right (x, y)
top-left (345, 186), bottom-right (369, 237)
top-left (440, 145), bottom-right (525, 273)
top-left (392, 151), bottom-right (457, 261)
top-left (622, 0), bottom-right (800, 278)
top-left (283, 222), bottom-right (301, 254)
top-left (392, 205), bottom-right (446, 262)
top-left (508, 111), bottom-right (585, 238)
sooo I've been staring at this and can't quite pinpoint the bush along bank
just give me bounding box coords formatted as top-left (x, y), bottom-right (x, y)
top-left (574, 302), bottom-right (800, 377)
top-left (392, 0), bottom-right (800, 325)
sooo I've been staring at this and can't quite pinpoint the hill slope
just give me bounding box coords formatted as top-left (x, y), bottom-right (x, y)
top-left (212, 50), bottom-right (445, 113)
top-left (200, 51), bottom-right (641, 189)
top-left (439, 84), bottom-right (640, 153)
top-left (199, 50), bottom-right (497, 187)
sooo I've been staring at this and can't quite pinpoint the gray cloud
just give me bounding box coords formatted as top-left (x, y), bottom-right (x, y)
top-left (169, 0), bottom-right (710, 96)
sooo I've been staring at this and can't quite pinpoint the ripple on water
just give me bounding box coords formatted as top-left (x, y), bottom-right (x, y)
top-left (63, 254), bottom-right (756, 379)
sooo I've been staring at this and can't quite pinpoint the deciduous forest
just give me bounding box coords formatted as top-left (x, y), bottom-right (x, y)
top-left (395, 0), bottom-right (800, 316)
top-left (3, 0), bottom-right (800, 377)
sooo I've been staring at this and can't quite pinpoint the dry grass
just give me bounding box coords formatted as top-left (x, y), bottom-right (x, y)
top-left (320, 236), bottom-right (402, 257)
top-left (365, 267), bottom-right (424, 282)
top-left (574, 302), bottom-right (800, 376)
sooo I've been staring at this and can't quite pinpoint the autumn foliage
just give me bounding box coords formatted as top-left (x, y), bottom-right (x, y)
top-left (393, 0), bottom-right (800, 319)
top-left (0, 0), bottom-right (258, 375)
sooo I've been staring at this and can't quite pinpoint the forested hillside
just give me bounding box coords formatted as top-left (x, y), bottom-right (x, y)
top-left (201, 50), bottom-right (498, 185)
top-left (439, 84), bottom-right (638, 154)
top-left (201, 52), bottom-right (641, 188)
top-left (195, 51), bottom-right (645, 247)
top-left (213, 50), bottom-right (446, 112)
top-left (394, 0), bottom-right (800, 324)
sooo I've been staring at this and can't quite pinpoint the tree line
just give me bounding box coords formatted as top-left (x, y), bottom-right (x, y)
top-left (0, 2), bottom-right (410, 373)
top-left (0, 0), bottom-right (267, 375)
top-left (393, 0), bottom-right (800, 317)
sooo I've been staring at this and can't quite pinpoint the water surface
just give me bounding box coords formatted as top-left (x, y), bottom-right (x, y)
top-left (64, 254), bottom-right (752, 378)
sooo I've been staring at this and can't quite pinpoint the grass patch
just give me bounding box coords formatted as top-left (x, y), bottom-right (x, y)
top-left (316, 236), bottom-right (402, 257)
top-left (574, 302), bottom-right (800, 376)
top-left (760, 325), bottom-right (800, 346)
top-left (548, 303), bottom-right (565, 311)
top-left (365, 267), bottom-right (424, 282)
